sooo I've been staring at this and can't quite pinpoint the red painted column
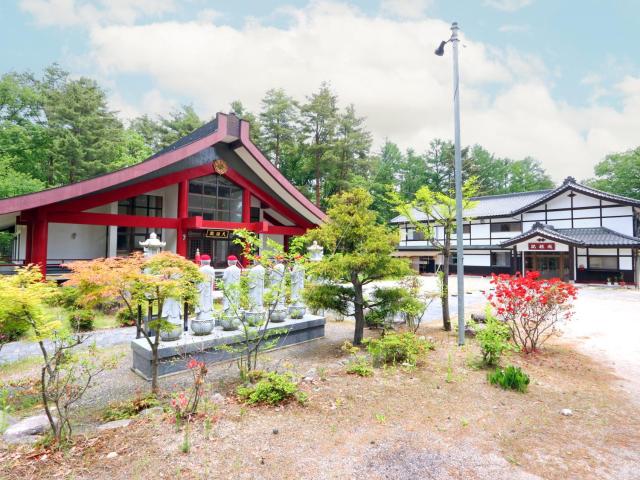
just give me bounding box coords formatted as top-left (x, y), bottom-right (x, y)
top-left (242, 189), bottom-right (251, 223)
top-left (240, 189), bottom-right (252, 267)
top-left (176, 180), bottom-right (188, 257)
top-left (31, 210), bottom-right (48, 277)
top-left (24, 224), bottom-right (33, 265)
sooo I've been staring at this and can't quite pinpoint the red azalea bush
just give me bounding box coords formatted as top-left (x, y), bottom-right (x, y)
top-left (171, 358), bottom-right (208, 421)
top-left (488, 271), bottom-right (577, 353)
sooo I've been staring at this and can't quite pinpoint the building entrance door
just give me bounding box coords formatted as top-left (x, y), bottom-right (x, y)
top-left (187, 231), bottom-right (242, 268)
top-left (524, 253), bottom-right (569, 280)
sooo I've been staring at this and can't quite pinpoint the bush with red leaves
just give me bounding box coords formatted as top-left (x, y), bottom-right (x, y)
top-left (488, 271), bottom-right (577, 353)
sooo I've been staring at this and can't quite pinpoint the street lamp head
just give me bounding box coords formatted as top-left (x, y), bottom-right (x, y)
top-left (434, 40), bottom-right (447, 56)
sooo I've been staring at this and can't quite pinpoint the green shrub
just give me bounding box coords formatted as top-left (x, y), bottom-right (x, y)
top-left (345, 356), bottom-right (374, 377)
top-left (365, 332), bottom-right (433, 367)
top-left (116, 308), bottom-right (137, 327)
top-left (69, 309), bottom-right (95, 332)
top-left (488, 365), bottom-right (530, 393)
top-left (236, 372), bottom-right (307, 406)
top-left (475, 310), bottom-right (515, 367)
top-left (50, 285), bottom-right (82, 309)
top-left (103, 393), bottom-right (160, 421)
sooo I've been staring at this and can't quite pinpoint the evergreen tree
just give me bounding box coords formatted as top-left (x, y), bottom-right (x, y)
top-left (258, 88), bottom-right (299, 169)
top-left (300, 82), bottom-right (339, 207)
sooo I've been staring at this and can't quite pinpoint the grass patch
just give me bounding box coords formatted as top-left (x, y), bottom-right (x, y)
top-left (103, 393), bottom-right (160, 421)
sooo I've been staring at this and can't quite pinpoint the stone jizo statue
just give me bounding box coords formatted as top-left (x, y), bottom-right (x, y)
top-left (222, 255), bottom-right (241, 312)
top-left (290, 259), bottom-right (305, 307)
top-left (248, 258), bottom-right (266, 312)
top-left (195, 254), bottom-right (216, 321)
top-left (269, 256), bottom-right (286, 310)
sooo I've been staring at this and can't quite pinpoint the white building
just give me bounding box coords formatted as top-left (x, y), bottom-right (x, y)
top-left (391, 177), bottom-right (640, 284)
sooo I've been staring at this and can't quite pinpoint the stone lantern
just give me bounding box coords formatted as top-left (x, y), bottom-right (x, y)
top-left (308, 241), bottom-right (324, 262)
top-left (139, 232), bottom-right (166, 258)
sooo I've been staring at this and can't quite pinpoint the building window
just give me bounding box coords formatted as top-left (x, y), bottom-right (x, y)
top-left (449, 254), bottom-right (457, 265)
top-left (491, 252), bottom-right (511, 267)
top-left (0, 227), bottom-right (15, 262)
top-left (188, 175), bottom-right (243, 222)
top-left (463, 224), bottom-right (471, 234)
top-left (490, 222), bottom-right (522, 233)
top-left (407, 229), bottom-right (425, 241)
top-left (117, 195), bottom-right (163, 255)
top-left (588, 256), bottom-right (618, 270)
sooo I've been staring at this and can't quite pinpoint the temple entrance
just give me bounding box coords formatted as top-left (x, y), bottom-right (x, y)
top-left (187, 231), bottom-right (242, 268)
top-left (524, 252), bottom-right (570, 280)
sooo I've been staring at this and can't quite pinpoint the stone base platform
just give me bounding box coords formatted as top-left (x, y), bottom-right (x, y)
top-left (131, 314), bottom-right (326, 380)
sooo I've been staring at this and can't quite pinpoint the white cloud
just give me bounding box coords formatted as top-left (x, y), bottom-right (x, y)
top-left (483, 0), bottom-right (533, 12)
top-left (22, 0), bottom-right (640, 182)
top-left (380, 0), bottom-right (432, 19)
top-left (19, 0), bottom-right (176, 27)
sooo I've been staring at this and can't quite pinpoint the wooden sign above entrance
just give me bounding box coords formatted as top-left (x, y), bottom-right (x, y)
top-left (528, 242), bottom-right (555, 251)
top-left (205, 229), bottom-right (230, 239)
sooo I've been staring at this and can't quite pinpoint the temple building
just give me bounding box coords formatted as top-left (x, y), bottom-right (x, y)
top-left (0, 113), bottom-right (325, 276)
top-left (392, 177), bottom-right (640, 284)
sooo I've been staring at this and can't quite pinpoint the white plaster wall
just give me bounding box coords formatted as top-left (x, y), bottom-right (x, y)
top-left (573, 208), bottom-right (600, 218)
top-left (603, 206), bottom-right (632, 217)
top-left (602, 217), bottom-right (633, 236)
top-left (544, 219), bottom-right (572, 229)
top-left (464, 253), bottom-right (491, 266)
top-left (547, 209), bottom-right (571, 220)
top-left (545, 195), bottom-right (572, 209)
top-left (573, 218), bottom-right (601, 228)
top-left (471, 224), bottom-right (490, 238)
top-left (522, 211), bottom-right (545, 221)
top-left (589, 248), bottom-right (619, 256)
top-left (620, 257), bottom-right (633, 270)
top-left (48, 223), bottom-right (108, 261)
top-left (572, 193), bottom-right (600, 208)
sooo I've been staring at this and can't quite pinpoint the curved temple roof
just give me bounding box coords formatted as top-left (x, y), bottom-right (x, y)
top-left (390, 177), bottom-right (640, 224)
top-left (501, 222), bottom-right (640, 248)
top-left (0, 113), bottom-right (325, 226)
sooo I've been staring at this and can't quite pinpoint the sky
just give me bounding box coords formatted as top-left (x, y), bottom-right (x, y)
top-left (1, 0), bottom-right (639, 181)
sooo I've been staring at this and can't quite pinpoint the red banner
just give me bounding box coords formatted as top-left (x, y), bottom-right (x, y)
top-left (528, 242), bottom-right (555, 251)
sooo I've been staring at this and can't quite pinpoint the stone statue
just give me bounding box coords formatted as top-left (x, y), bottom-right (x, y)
top-left (290, 260), bottom-right (305, 306)
top-left (269, 257), bottom-right (286, 310)
top-left (161, 297), bottom-right (182, 324)
top-left (248, 259), bottom-right (266, 312)
top-left (195, 254), bottom-right (216, 321)
top-left (222, 255), bottom-right (241, 312)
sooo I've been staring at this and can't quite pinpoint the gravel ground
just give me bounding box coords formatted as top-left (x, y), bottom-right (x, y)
top-left (562, 285), bottom-right (640, 398)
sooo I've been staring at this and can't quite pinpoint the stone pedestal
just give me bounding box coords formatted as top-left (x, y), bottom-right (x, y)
top-left (131, 314), bottom-right (326, 380)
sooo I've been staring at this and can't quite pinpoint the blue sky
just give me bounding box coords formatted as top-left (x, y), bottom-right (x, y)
top-left (1, 0), bottom-right (639, 180)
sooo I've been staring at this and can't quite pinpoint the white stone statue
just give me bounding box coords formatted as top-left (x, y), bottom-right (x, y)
top-left (195, 255), bottom-right (216, 321)
top-left (248, 259), bottom-right (266, 312)
top-left (269, 257), bottom-right (286, 310)
top-left (161, 296), bottom-right (182, 325)
top-left (222, 255), bottom-right (242, 312)
top-left (290, 261), bottom-right (305, 306)
top-left (139, 232), bottom-right (166, 258)
top-left (308, 241), bottom-right (323, 262)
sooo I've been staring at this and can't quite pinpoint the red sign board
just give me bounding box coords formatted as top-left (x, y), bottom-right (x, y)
top-left (528, 242), bottom-right (555, 251)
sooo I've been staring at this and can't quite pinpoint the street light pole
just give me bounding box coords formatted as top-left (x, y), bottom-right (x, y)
top-left (451, 22), bottom-right (465, 346)
top-left (436, 22), bottom-right (466, 345)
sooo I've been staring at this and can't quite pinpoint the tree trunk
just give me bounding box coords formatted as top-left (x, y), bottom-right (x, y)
top-left (442, 254), bottom-right (451, 331)
top-left (352, 274), bottom-right (365, 345)
top-left (151, 340), bottom-right (159, 394)
top-left (315, 152), bottom-right (321, 207)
